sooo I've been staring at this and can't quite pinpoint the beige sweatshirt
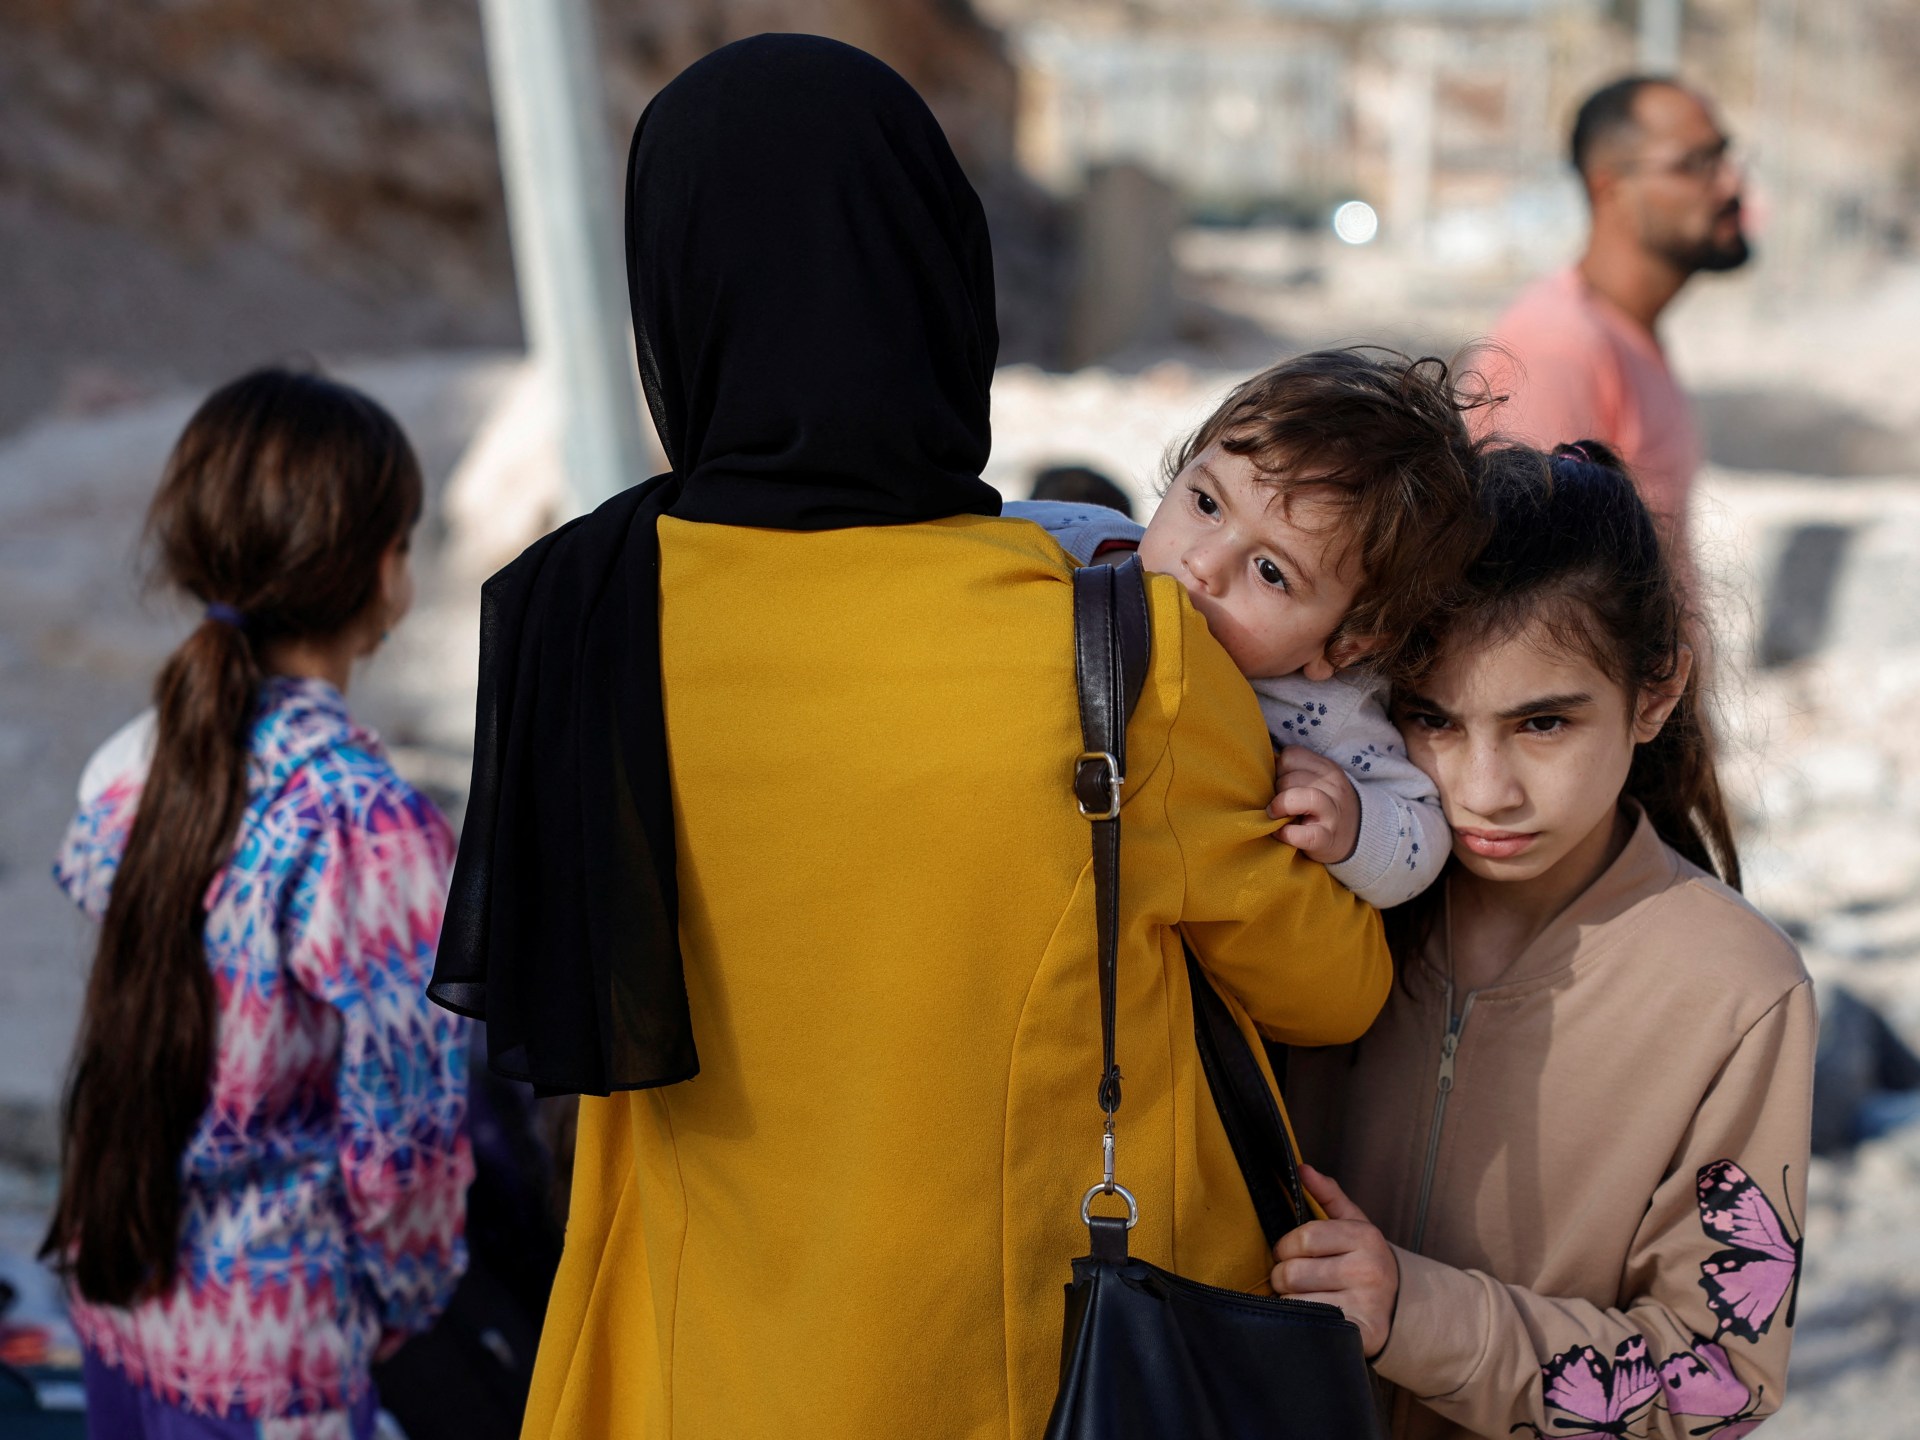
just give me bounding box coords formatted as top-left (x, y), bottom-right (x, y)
top-left (1289, 807), bottom-right (1815, 1440)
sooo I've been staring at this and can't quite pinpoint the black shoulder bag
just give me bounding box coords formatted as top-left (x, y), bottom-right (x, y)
top-left (1044, 558), bottom-right (1385, 1440)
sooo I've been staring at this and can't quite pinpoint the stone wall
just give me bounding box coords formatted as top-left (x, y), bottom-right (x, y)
top-left (0, 0), bottom-right (1035, 430)
top-left (0, 0), bottom-right (513, 313)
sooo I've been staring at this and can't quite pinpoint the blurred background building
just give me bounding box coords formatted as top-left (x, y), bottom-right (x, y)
top-left (0, 0), bottom-right (1033, 433)
top-left (3, 0), bottom-right (1915, 410)
top-left (2, 0), bottom-right (1919, 1432)
top-left (1000, 0), bottom-right (1915, 280)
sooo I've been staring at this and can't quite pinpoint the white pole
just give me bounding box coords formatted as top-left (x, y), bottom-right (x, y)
top-left (479, 0), bottom-right (656, 517)
top-left (1638, 0), bottom-right (1683, 73)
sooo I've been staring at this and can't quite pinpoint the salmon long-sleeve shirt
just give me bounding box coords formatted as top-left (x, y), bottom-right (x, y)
top-left (1480, 267), bottom-right (1703, 547)
top-left (1289, 807), bottom-right (1814, 1440)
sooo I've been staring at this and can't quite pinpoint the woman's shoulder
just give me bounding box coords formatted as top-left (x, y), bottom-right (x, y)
top-left (1140, 569), bottom-right (1260, 716)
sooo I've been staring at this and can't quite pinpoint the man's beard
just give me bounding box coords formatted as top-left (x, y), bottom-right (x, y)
top-left (1684, 231), bottom-right (1752, 272)
top-left (1656, 204), bottom-right (1752, 274)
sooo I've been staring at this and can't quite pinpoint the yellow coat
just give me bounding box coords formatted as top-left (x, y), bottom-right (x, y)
top-left (523, 514), bottom-right (1391, 1438)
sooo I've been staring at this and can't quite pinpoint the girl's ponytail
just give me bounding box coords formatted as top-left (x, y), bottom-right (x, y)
top-left (43, 368), bottom-right (421, 1304)
top-left (55, 616), bottom-right (259, 1302)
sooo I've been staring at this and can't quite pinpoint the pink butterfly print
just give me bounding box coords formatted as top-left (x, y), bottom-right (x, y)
top-left (1512, 1335), bottom-right (1661, 1438)
top-left (1696, 1160), bottom-right (1802, 1342)
top-left (1658, 1336), bottom-right (1764, 1437)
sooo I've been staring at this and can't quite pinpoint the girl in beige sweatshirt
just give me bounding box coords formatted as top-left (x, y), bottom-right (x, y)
top-left (1283, 441), bottom-right (1815, 1440)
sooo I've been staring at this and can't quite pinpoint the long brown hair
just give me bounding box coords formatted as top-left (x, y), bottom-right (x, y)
top-left (1388, 441), bottom-right (1738, 955)
top-left (42, 367), bottom-right (422, 1305)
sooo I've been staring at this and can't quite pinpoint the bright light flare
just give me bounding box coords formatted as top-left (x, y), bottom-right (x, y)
top-left (1332, 200), bottom-right (1379, 246)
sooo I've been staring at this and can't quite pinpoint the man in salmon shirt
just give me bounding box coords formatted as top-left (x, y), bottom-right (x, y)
top-left (1482, 77), bottom-right (1749, 552)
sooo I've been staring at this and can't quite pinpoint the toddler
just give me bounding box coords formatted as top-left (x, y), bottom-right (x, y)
top-left (1008, 349), bottom-right (1487, 907)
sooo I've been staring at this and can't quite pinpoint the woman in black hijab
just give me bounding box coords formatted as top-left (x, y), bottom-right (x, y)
top-left (440, 35), bottom-right (1388, 1436)
top-left (430, 33), bottom-right (1001, 1094)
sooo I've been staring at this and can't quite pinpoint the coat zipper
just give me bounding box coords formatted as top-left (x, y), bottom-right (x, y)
top-left (1409, 987), bottom-right (1473, 1255)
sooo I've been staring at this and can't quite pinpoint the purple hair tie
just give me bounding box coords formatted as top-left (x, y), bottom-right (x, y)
top-left (205, 602), bottom-right (248, 629)
top-left (1562, 442), bottom-right (1594, 464)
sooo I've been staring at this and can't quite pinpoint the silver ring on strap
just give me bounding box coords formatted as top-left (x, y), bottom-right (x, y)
top-left (1081, 1182), bottom-right (1140, 1229)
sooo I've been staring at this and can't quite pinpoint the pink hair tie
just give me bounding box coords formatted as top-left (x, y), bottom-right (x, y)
top-left (1562, 443), bottom-right (1593, 464)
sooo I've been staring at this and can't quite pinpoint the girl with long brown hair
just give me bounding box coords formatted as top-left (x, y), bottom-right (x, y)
top-left (1279, 442), bottom-right (1815, 1439)
top-left (44, 367), bottom-right (472, 1439)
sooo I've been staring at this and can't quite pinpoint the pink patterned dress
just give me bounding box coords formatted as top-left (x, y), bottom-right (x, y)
top-left (53, 676), bottom-right (473, 1435)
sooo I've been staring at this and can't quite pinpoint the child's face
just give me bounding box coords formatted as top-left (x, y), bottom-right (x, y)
top-left (1393, 615), bottom-right (1686, 890)
top-left (1136, 443), bottom-right (1362, 681)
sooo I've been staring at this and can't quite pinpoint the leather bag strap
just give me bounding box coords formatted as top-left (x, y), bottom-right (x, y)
top-left (1071, 558), bottom-right (1149, 1121)
top-left (1071, 557), bottom-right (1311, 1247)
top-left (1186, 946), bottom-right (1312, 1242)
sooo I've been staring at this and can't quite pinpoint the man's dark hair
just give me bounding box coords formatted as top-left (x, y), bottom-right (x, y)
top-left (1030, 464), bottom-right (1133, 518)
top-left (1571, 75), bottom-right (1675, 178)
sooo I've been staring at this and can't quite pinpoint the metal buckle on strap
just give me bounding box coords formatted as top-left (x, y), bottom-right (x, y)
top-left (1074, 750), bottom-right (1123, 820)
top-left (1081, 1127), bottom-right (1139, 1228)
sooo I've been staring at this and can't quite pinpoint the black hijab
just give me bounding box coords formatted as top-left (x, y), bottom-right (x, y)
top-left (429, 34), bottom-right (1001, 1094)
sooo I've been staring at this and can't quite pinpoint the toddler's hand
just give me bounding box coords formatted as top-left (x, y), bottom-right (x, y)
top-left (1268, 745), bottom-right (1360, 864)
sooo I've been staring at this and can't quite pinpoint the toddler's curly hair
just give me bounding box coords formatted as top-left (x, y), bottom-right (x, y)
top-left (1167, 347), bottom-right (1495, 685)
